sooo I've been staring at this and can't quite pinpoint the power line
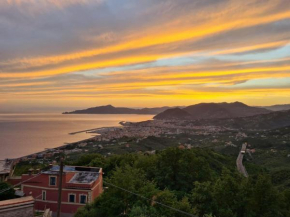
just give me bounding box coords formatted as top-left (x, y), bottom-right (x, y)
top-left (0, 164), bottom-right (53, 195)
top-left (1, 168), bottom-right (198, 217)
top-left (103, 181), bottom-right (198, 217)
top-left (0, 172), bottom-right (42, 195)
top-left (34, 193), bottom-right (43, 199)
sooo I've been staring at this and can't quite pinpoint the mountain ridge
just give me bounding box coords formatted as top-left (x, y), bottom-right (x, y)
top-left (259, 104), bottom-right (290, 111)
top-left (63, 105), bottom-right (180, 115)
top-left (154, 102), bottom-right (271, 120)
top-left (152, 108), bottom-right (192, 120)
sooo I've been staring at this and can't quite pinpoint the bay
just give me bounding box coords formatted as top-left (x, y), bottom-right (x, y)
top-left (0, 113), bottom-right (153, 159)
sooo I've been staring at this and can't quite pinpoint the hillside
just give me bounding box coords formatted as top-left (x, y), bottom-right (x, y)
top-left (193, 109), bottom-right (290, 130)
top-left (63, 105), bottom-right (175, 115)
top-left (73, 148), bottom-right (290, 217)
top-left (261, 104), bottom-right (290, 111)
top-left (153, 108), bottom-right (192, 120)
top-left (154, 102), bottom-right (271, 120)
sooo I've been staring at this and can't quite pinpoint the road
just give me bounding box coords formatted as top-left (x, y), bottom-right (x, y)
top-left (236, 143), bottom-right (248, 177)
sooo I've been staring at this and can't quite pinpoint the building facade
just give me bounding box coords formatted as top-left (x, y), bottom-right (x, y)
top-left (19, 165), bottom-right (103, 217)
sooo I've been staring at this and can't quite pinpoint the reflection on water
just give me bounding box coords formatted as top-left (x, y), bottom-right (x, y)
top-left (0, 113), bottom-right (153, 159)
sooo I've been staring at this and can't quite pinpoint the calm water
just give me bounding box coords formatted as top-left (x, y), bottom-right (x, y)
top-left (0, 113), bottom-right (153, 159)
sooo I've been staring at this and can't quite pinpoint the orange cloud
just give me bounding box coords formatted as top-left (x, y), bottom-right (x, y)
top-left (2, 4), bottom-right (290, 78)
top-left (1, 0), bottom-right (290, 107)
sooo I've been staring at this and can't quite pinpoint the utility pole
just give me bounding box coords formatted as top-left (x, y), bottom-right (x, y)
top-left (57, 158), bottom-right (64, 217)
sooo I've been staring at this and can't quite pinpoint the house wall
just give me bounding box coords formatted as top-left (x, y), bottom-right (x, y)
top-left (22, 184), bottom-right (90, 213)
top-left (91, 171), bottom-right (103, 201)
top-left (19, 170), bottom-right (103, 215)
top-left (7, 176), bottom-right (22, 186)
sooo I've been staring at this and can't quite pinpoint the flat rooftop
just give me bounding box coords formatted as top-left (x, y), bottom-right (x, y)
top-left (42, 165), bottom-right (101, 184)
top-left (50, 165), bottom-right (100, 173)
top-left (69, 172), bottom-right (99, 184)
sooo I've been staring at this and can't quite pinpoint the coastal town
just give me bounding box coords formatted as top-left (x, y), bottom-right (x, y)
top-left (2, 0), bottom-right (290, 216)
top-left (2, 118), bottom-right (290, 165)
top-left (1, 119), bottom-right (239, 164)
top-left (1, 118), bottom-right (289, 177)
top-left (1, 118), bottom-right (290, 216)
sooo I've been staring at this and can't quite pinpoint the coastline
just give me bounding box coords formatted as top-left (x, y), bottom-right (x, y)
top-left (4, 125), bottom-right (123, 162)
top-left (6, 136), bottom-right (94, 161)
top-left (0, 113), bottom-right (154, 161)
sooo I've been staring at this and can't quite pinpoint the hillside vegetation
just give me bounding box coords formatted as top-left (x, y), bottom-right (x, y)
top-left (73, 148), bottom-right (290, 217)
top-left (191, 110), bottom-right (290, 130)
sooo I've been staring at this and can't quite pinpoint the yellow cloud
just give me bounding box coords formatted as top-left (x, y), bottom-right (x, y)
top-left (2, 6), bottom-right (290, 78)
top-left (1, 0), bottom-right (290, 107)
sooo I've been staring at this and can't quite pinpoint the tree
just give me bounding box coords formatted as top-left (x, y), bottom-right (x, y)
top-left (75, 165), bottom-right (158, 217)
top-left (153, 189), bottom-right (178, 217)
top-left (129, 205), bottom-right (162, 217)
top-left (155, 148), bottom-right (184, 190)
top-left (174, 196), bottom-right (194, 217)
top-left (155, 148), bottom-right (213, 192)
top-left (211, 170), bottom-right (241, 217)
top-left (74, 153), bottom-right (105, 166)
top-left (191, 181), bottom-right (214, 217)
top-left (281, 189), bottom-right (290, 217)
top-left (246, 174), bottom-right (281, 217)
top-left (74, 147), bottom-right (290, 217)
top-left (0, 182), bottom-right (15, 201)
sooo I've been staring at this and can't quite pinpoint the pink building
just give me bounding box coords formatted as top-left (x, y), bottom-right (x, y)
top-left (19, 165), bottom-right (103, 217)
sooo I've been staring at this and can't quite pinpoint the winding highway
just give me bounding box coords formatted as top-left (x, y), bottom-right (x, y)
top-left (236, 143), bottom-right (248, 177)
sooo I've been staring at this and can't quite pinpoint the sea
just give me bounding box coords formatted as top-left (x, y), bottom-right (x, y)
top-left (0, 113), bottom-right (153, 159)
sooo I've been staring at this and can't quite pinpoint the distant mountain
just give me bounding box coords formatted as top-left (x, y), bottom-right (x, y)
top-left (260, 104), bottom-right (290, 111)
top-left (139, 107), bottom-right (176, 114)
top-left (154, 102), bottom-right (271, 120)
top-left (153, 108), bottom-right (192, 120)
top-left (193, 109), bottom-right (290, 130)
top-left (63, 105), bottom-right (177, 115)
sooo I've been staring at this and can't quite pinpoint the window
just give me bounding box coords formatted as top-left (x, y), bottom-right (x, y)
top-left (80, 194), bottom-right (87, 204)
top-left (69, 194), bottom-right (76, 203)
top-left (42, 191), bottom-right (46, 201)
top-left (49, 176), bottom-right (56, 186)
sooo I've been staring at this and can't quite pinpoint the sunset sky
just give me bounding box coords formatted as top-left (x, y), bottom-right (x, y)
top-left (1, 0), bottom-right (290, 112)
